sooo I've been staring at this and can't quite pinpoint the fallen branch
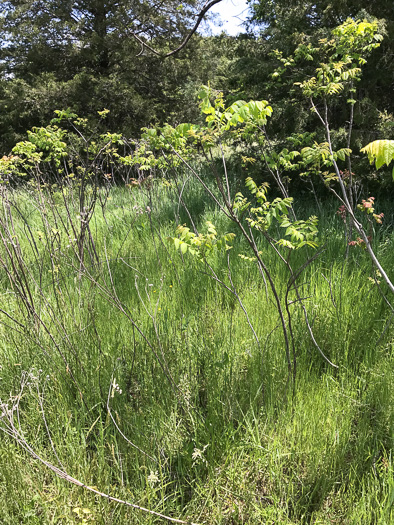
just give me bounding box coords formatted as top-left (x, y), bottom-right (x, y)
top-left (0, 371), bottom-right (200, 525)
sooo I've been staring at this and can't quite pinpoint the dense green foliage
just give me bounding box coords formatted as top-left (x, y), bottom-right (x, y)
top-left (234, 1), bottom-right (394, 150)
top-left (1, 0), bottom-right (393, 158)
top-left (0, 3), bottom-right (393, 524)
top-left (0, 1), bottom-right (234, 152)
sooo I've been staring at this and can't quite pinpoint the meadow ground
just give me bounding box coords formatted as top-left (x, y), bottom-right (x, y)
top-left (0, 177), bottom-right (393, 524)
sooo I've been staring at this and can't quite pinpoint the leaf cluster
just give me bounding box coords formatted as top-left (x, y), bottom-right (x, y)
top-left (169, 222), bottom-right (235, 260)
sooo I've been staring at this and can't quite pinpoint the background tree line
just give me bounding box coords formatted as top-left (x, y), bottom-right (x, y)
top-left (0, 0), bottom-right (393, 160)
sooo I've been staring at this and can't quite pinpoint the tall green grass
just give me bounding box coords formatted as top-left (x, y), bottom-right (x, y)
top-left (0, 177), bottom-right (392, 524)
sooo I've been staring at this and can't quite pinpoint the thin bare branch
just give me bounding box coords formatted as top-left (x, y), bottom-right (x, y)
top-left (129, 0), bottom-right (224, 57)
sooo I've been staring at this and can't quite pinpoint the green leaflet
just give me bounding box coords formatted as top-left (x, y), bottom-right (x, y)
top-left (361, 140), bottom-right (394, 179)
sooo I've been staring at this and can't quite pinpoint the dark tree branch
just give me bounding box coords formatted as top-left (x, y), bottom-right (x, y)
top-left (131, 0), bottom-right (224, 57)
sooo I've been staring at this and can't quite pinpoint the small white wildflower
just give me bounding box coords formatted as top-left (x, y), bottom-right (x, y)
top-left (111, 379), bottom-right (122, 397)
top-left (192, 444), bottom-right (209, 466)
top-left (147, 470), bottom-right (159, 486)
